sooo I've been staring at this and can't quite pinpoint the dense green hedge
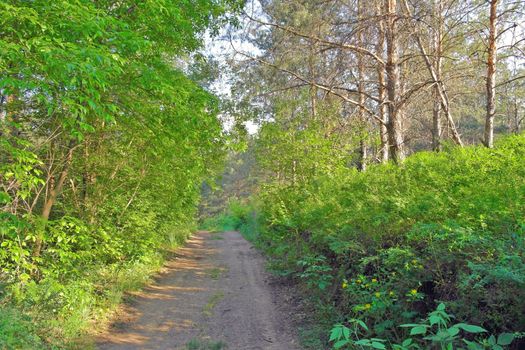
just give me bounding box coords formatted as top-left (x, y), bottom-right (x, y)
top-left (245, 135), bottom-right (525, 346)
top-left (0, 1), bottom-right (239, 347)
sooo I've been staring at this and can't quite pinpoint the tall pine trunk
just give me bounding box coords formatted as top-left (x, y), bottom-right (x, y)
top-left (385, 0), bottom-right (405, 163)
top-left (357, 0), bottom-right (367, 171)
top-left (376, 2), bottom-right (389, 162)
top-left (484, 0), bottom-right (498, 148)
top-left (432, 0), bottom-right (443, 151)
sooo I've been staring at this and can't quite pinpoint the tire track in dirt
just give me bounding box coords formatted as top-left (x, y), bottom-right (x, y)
top-left (96, 231), bottom-right (301, 350)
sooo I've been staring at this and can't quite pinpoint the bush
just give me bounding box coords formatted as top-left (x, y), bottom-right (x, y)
top-left (0, 307), bottom-right (45, 350)
top-left (253, 135), bottom-right (525, 347)
top-left (201, 200), bottom-right (260, 241)
top-left (329, 303), bottom-right (518, 350)
top-left (0, 200), bottom-right (193, 348)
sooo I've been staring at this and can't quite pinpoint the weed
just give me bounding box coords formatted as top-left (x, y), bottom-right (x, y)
top-left (186, 338), bottom-right (228, 350)
top-left (0, 307), bottom-right (45, 350)
top-left (203, 292), bottom-right (225, 317)
top-left (244, 135), bottom-right (525, 347)
top-left (207, 267), bottom-right (227, 280)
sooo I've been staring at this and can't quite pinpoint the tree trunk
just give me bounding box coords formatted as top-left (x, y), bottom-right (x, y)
top-left (357, 0), bottom-right (367, 171)
top-left (432, 87), bottom-right (442, 151)
top-left (376, 3), bottom-right (389, 162)
top-left (378, 72), bottom-right (389, 162)
top-left (0, 94), bottom-right (6, 123)
top-left (484, 0), bottom-right (498, 148)
top-left (514, 98), bottom-right (522, 133)
top-left (308, 41), bottom-right (317, 119)
top-left (432, 0), bottom-right (443, 151)
top-left (33, 139), bottom-right (77, 257)
top-left (385, 0), bottom-right (405, 163)
top-left (401, 0), bottom-right (463, 147)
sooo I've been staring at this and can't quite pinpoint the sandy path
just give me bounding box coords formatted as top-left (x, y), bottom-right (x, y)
top-left (96, 231), bottom-right (301, 350)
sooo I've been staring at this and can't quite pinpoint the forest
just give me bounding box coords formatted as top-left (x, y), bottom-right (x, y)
top-left (1, 0), bottom-right (524, 349)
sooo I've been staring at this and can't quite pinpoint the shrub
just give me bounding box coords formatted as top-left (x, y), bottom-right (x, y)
top-left (0, 307), bottom-right (45, 350)
top-left (253, 135), bottom-right (525, 346)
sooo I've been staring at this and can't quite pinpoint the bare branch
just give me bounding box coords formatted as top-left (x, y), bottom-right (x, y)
top-left (242, 11), bottom-right (386, 66)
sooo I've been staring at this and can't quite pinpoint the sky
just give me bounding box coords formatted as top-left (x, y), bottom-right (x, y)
top-left (203, 0), bottom-right (265, 135)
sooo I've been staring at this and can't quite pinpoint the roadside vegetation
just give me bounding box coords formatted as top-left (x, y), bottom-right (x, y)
top-left (2, 0), bottom-right (525, 349)
top-left (0, 1), bottom-right (239, 348)
top-left (207, 1), bottom-right (525, 348)
top-left (217, 135), bottom-right (525, 349)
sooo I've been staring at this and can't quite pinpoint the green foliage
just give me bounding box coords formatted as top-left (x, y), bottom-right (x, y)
top-left (0, 0), bottom-right (240, 347)
top-left (253, 135), bottom-right (525, 346)
top-left (3, 249), bottom-right (166, 348)
top-left (297, 255), bottom-right (333, 291)
top-left (0, 307), bottom-right (46, 350)
top-left (330, 303), bottom-right (516, 350)
top-left (186, 338), bottom-right (228, 350)
top-left (201, 200), bottom-right (260, 242)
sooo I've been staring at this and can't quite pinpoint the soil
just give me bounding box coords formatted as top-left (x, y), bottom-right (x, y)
top-left (96, 231), bottom-right (302, 350)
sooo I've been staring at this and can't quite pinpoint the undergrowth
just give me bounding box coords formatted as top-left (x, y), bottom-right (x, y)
top-left (0, 239), bottom-right (186, 349)
top-left (0, 245), bottom-right (189, 350)
top-left (200, 201), bottom-right (260, 243)
top-left (220, 135), bottom-right (525, 349)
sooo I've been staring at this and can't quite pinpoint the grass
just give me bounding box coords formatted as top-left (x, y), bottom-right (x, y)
top-left (67, 251), bottom-right (167, 348)
top-left (186, 338), bottom-right (228, 350)
top-left (0, 242), bottom-right (185, 349)
top-left (202, 292), bottom-right (224, 317)
top-left (207, 267), bottom-right (227, 280)
top-left (299, 325), bottom-right (329, 350)
top-left (0, 306), bottom-right (47, 350)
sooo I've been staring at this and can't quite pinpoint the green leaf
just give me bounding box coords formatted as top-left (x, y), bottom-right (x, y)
top-left (402, 338), bottom-right (413, 347)
top-left (496, 333), bottom-right (514, 346)
top-left (410, 325), bottom-right (428, 336)
top-left (355, 339), bottom-right (372, 346)
top-left (330, 325), bottom-right (342, 341)
top-left (429, 315), bottom-right (442, 326)
top-left (19, 273), bottom-right (30, 282)
top-left (455, 323), bottom-right (487, 333)
top-left (342, 325), bottom-right (350, 340)
top-left (463, 340), bottom-right (484, 350)
top-left (334, 339), bottom-right (349, 349)
top-left (447, 326), bottom-right (460, 337)
top-left (371, 341), bottom-right (386, 349)
top-left (0, 191), bottom-right (11, 204)
top-left (355, 319), bottom-right (369, 331)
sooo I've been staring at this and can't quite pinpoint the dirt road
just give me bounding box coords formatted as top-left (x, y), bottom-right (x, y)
top-left (96, 231), bottom-right (301, 350)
